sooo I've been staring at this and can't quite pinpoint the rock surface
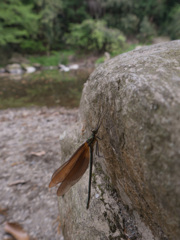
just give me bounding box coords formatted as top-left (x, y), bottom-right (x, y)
top-left (6, 63), bottom-right (23, 74)
top-left (58, 40), bottom-right (180, 240)
top-left (21, 64), bottom-right (36, 73)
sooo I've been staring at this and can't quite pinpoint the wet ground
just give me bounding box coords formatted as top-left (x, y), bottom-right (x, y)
top-left (0, 69), bottom-right (92, 110)
top-left (0, 107), bottom-right (79, 239)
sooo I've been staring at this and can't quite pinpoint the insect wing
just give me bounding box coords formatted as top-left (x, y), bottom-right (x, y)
top-left (49, 142), bottom-right (86, 188)
top-left (50, 159), bottom-right (72, 183)
top-left (57, 142), bottom-right (90, 196)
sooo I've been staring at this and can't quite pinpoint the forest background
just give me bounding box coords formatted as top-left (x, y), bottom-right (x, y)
top-left (0, 0), bottom-right (180, 66)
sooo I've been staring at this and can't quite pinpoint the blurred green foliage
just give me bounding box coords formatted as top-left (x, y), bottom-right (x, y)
top-left (29, 50), bottom-right (74, 66)
top-left (66, 19), bottom-right (126, 53)
top-left (0, 0), bottom-right (39, 45)
top-left (166, 3), bottom-right (180, 39)
top-left (0, 0), bottom-right (179, 58)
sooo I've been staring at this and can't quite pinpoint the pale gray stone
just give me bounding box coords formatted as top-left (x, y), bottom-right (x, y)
top-left (6, 63), bottom-right (23, 74)
top-left (59, 40), bottom-right (180, 240)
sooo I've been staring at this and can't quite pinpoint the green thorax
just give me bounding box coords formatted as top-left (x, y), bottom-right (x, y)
top-left (86, 133), bottom-right (97, 147)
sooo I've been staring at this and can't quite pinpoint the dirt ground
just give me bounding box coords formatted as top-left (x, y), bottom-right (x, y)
top-left (0, 107), bottom-right (79, 240)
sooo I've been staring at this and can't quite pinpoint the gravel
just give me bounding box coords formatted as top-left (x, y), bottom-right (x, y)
top-left (0, 107), bottom-right (79, 240)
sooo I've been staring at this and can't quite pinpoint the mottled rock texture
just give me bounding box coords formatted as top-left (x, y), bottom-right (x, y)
top-left (58, 40), bottom-right (180, 240)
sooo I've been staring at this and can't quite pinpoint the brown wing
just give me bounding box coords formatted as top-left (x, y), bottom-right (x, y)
top-left (49, 142), bottom-right (87, 188)
top-left (57, 142), bottom-right (90, 196)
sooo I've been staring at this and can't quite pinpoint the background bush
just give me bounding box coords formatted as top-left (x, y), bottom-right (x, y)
top-left (66, 19), bottom-right (126, 53)
top-left (0, 0), bottom-right (179, 59)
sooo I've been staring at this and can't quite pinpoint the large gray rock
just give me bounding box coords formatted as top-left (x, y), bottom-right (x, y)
top-left (21, 63), bottom-right (36, 73)
top-left (6, 63), bottom-right (23, 74)
top-left (58, 40), bottom-right (180, 240)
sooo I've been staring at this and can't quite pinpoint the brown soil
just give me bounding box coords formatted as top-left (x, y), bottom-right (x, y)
top-left (0, 107), bottom-right (79, 240)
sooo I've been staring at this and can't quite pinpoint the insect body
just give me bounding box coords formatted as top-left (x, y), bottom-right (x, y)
top-left (49, 126), bottom-right (100, 209)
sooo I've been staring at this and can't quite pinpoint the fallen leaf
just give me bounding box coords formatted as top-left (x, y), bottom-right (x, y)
top-left (81, 125), bottom-right (86, 135)
top-left (52, 216), bottom-right (61, 235)
top-left (11, 161), bottom-right (24, 167)
top-left (51, 111), bottom-right (59, 116)
top-left (4, 222), bottom-right (30, 240)
top-left (30, 151), bottom-right (46, 157)
top-left (0, 207), bottom-right (8, 216)
top-left (8, 180), bottom-right (28, 186)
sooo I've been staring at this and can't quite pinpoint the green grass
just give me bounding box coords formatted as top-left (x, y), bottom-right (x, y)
top-left (95, 43), bottom-right (140, 64)
top-left (0, 68), bottom-right (91, 109)
top-left (28, 50), bottom-right (75, 66)
top-left (95, 56), bottom-right (106, 64)
top-left (29, 69), bottom-right (76, 82)
top-left (111, 43), bottom-right (140, 57)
